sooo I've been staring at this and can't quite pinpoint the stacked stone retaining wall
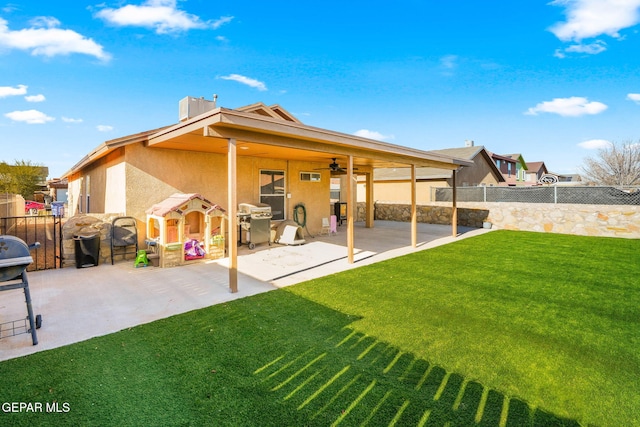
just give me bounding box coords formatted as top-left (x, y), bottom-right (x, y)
top-left (61, 213), bottom-right (131, 267)
top-left (360, 202), bottom-right (640, 239)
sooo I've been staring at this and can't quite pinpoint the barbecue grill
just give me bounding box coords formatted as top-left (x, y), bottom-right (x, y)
top-left (0, 235), bottom-right (42, 345)
top-left (238, 203), bottom-right (272, 249)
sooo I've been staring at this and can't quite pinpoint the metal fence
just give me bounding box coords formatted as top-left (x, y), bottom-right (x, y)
top-left (0, 215), bottom-right (63, 271)
top-left (434, 186), bottom-right (640, 206)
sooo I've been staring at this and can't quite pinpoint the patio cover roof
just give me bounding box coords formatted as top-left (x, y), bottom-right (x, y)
top-left (146, 104), bottom-right (473, 171)
top-left (64, 103), bottom-right (472, 176)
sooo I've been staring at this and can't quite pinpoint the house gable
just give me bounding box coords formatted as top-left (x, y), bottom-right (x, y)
top-left (235, 102), bottom-right (302, 124)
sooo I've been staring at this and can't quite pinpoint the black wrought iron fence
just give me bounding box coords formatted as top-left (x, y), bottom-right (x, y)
top-left (434, 186), bottom-right (640, 205)
top-left (0, 215), bottom-right (63, 271)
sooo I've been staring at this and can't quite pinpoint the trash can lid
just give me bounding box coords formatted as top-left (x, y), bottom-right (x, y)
top-left (74, 233), bottom-right (99, 239)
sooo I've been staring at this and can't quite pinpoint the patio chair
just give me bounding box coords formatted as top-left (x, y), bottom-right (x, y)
top-left (111, 216), bottom-right (138, 265)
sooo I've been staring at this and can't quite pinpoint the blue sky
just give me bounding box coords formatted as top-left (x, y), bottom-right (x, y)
top-left (1, 0), bottom-right (640, 179)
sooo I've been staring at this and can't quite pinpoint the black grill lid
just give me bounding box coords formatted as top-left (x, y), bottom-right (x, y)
top-left (0, 235), bottom-right (33, 282)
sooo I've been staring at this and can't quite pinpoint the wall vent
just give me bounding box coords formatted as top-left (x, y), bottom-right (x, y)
top-left (300, 172), bottom-right (321, 182)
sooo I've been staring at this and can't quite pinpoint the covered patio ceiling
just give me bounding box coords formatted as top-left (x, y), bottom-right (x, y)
top-left (147, 106), bottom-right (472, 171)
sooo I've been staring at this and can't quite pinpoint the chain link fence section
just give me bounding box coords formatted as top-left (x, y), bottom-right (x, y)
top-left (434, 186), bottom-right (640, 205)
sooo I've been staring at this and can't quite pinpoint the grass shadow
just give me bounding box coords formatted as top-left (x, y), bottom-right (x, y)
top-left (253, 315), bottom-right (581, 426)
top-left (0, 289), bottom-right (582, 426)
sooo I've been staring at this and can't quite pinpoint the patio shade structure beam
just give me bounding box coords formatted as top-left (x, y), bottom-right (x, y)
top-left (347, 155), bottom-right (354, 263)
top-left (411, 165), bottom-right (417, 248)
top-left (228, 138), bottom-right (238, 293)
top-left (452, 169), bottom-right (458, 237)
top-left (365, 171), bottom-right (374, 228)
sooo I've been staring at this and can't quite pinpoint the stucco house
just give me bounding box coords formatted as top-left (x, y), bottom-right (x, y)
top-left (490, 152), bottom-right (524, 186)
top-left (358, 142), bottom-right (504, 203)
top-left (504, 153), bottom-right (528, 185)
top-left (63, 97), bottom-right (471, 291)
top-left (524, 161), bottom-right (548, 184)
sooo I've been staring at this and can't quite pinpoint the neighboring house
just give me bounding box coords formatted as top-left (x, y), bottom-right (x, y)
top-left (63, 97), bottom-right (471, 290)
top-left (556, 173), bottom-right (582, 184)
top-left (47, 177), bottom-right (68, 203)
top-left (525, 161), bottom-right (548, 184)
top-left (490, 153), bottom-right (525, 186)
top-left (359, 142), bottom-right (505, 203)
top-left (504, 154), bottom-right (528, 184)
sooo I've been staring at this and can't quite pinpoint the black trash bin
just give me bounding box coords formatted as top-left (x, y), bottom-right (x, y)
top-left (74, 234), bottom-right (100, 268)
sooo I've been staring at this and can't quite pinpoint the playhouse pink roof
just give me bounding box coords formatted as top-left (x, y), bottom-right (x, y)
top-left (146, 193), bottom-right (225, 217)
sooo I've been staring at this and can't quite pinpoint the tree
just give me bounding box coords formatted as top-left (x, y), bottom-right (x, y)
top-left (0, 160), bottom-right (47, 199)
top-left (580, 141), bottom-right (640, 187)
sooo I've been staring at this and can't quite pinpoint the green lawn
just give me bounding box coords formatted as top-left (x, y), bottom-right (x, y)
top-left (1, 230), bottom-right (638, 426)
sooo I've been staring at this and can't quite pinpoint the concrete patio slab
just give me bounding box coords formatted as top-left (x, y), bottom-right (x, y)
top-left (0, 221), bottom-right (490, 362)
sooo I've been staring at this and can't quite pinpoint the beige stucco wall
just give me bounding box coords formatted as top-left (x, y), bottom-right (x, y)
top-left (105, 162), bottom-right (127, 214)
top-left (68, 143), bottom-right (333, 241)
top-left (360, 181), bottom-right (447, 204)
top-left (67, 147), bottom-right (126, 217)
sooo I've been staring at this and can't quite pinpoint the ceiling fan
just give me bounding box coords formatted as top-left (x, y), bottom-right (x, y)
top-left (315, 158), bottom-right (358, 173)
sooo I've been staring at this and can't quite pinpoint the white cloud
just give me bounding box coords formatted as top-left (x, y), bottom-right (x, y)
top-left (578, 139), bottom-right (612, 149)
top-left (211, 16), bottom-right (234, 30)
top-left (0, 84), bottom-right (28, 97)
top-left (626, 93), bottom-right (640, 103)
top-left (219, 74), bottom-right (267, 91)
top-left (25, 94), bottom-right (45, 102)
top-left (354, 129), bottom-right (394, 141)
top-left (4, 109), bottom-right (54, 124)
top-left (553, 49), bottom-right (566, 59)
top-left (0, 17), bottom-right (111, 61)
top-left (62, 117), bottom-right (83, 123)
top-left (440, 54), bottom-right (458, 69)
top-left (95, 0), bottom-right (233, 34)
top-left (549, 0), bottom-right (640, 42)
top-left (525, 96), bottom-right (608, 117)
top-left (563, 40), bottom-right (607, 55)
top-left (97, 125), bottom-right (113, 132)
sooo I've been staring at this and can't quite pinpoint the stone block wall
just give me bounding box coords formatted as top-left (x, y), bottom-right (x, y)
top-left (61, 213), bottom-right (132, 267)
top-left (359, 202), bottom-right (489, 228)
top-left (476, 202), bottom-right (640, 238)
top-left (359, 201), bottom-right (640, 239)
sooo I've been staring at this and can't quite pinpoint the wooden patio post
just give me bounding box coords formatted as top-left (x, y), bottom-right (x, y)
top-left (347, 155), bottom-right (355, 264)
top-left (411, 164), bottom-right (417, 248)
top-left (365, 171), bottom-right (374, 228)
top-left (228, 138), bottom-right (238, 293)
top-left (452, 168), bottom-right (458, 237)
